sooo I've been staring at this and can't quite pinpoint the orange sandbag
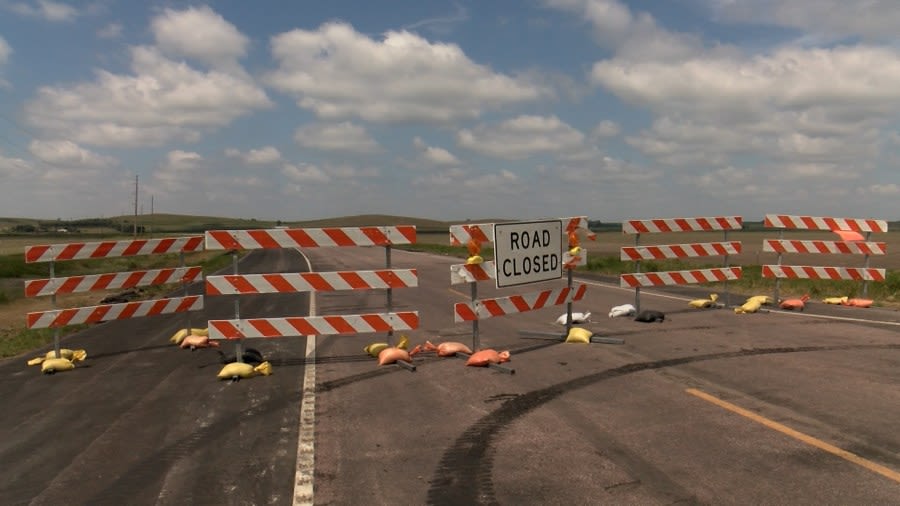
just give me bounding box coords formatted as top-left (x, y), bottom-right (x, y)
top-left (843, 298), bottom-right (873, 308)
top-left (179, 334), bottom-right (220, 349)
top-left (412, 340), bottom-right (473, 357)
top-left (466, 349), bottom-right (511, 367)
top-left (780, 294), bottom-right (809, 311)
top-left (377, 347), bottom-right (411, 365)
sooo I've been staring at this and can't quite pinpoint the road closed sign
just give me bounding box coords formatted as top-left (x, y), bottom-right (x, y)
top-left (493, 219), bottom-right (562, 288)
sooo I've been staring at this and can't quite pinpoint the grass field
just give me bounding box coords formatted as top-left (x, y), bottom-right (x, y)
top-left (2, 215), bottom-right (899, 358)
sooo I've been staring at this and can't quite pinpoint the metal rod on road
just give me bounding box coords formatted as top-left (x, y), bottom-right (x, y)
top-left (50, 260), bottom-right (60, 358)
top-left (385, 243), bottom-right (393, 347)
top-left (471, 281), bottom-right (480, 351)
top-left (773, 229), bottom-right (783, 304)
top-left (862, 231), bottom-right (871, 297)
top-left (634, 233), bottom-right (642, 314)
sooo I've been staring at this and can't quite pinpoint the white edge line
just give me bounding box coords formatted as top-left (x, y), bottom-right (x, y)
top-left (576, 277), bottom-right (900, 327)
top-left (294, 248), bottom-right (316, 506)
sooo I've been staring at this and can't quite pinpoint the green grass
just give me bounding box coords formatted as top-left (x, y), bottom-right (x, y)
top-left (0, 325), bottom-right (91, 359)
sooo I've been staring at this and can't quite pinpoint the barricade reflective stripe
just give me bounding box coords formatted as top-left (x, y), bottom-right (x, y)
top-left (453, 284), bottom-right (587, 322)
top-left (763, 239), bottom-right (886, 256)
top-left (763, 214), bottom-right (887, 233)
top-left (27, 295), bottom-right (203, 329)
top-left (25, 236), bottom-right (204, 263)
top-left (623, 216), bottom-right (742, 234)
top-left (620, 241), bottom-right (741, 261)
top-left (25, 266), bottom-right (202, 297)
top-left (206, 269), bottom-right (417, 295)
top-left (450, 262), bottom-right (496, 285)
top-left (619, 267), bottom-right (742, 288)
top-left (205, 226), bottom-right (416, 250)
top-left (761, 265), bottom-right (885, 281)
top-left (208, 311), bottom-right (419, 339)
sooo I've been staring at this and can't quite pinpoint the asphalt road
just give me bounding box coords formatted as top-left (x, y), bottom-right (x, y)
top-left (2, 246), bottom-right (900, 505)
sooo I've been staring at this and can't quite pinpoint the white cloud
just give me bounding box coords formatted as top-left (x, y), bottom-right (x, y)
top-left (282, 162), bottom-right (330, 183)
top-left (267, 22), bottom-right (548, 123)
top-left (859, 183), bottom-right (900, 196)
top-left (0, 150), bottom-right (34, 178)
top-left (457, 115), bottom-right (585, 159)
top-left (707, 0), bottom-right (900, 42)
top-left (154, 150), bottom-right (204, 191)
top-left (225, 146), bottom-right (282, 165)
top-left (6, 0), bottom-right (77, 22)
top-left (25, 45), bottom-right (271, 147)
top-left (28, 139), bottom-right (116, 168)
top-left (151, 6), bottom-right (249, 70)
top-left (591, 120), bottom-right (620, 138)
top-left (463, 169), bottom-right (519, 190)
top-left (413, 137), bottom-right (460, 166)
top-left (97, 22), bottom-right (122, 39)
top-left (294, 122), bottom-right (381, 153)
top-left (542, 0), bottom-right (708, 61)
top-left (0, 35), bottom-right (10, 63)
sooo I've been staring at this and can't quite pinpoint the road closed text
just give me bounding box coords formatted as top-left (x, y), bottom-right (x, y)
top-left (493, 220), bottom-right (563, 288)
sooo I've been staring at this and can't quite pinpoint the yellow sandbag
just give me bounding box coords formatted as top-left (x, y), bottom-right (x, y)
top-left (565, 327), bottom-right (593, 344)
top-left (823, 296), bottom-right (849, 305)
top-left (27, 349), bottom-right (87, 366)
top-left (170, 327), bottom-right (209, 344)
top-left (364, 334), bottom-right (408, 357)
top-left (746, 295), bottom-right (774, 306)
top-left (689, 293), bottom-right (718, 308)
top-left (466, 255), bottom-right (484, 265)
top-left (216, 361), bottom-right (272, 380)
top-left (41, 357), bottom-right (75, 374)
top-left (734, 299), bottom-right (762, 314)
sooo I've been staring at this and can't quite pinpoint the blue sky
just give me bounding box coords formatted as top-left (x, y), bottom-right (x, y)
top-left (1, 0), bottom-right (899, 222)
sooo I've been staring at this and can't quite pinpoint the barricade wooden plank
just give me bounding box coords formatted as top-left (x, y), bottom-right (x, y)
top-left (763, 214), bottom-right (888, 233)
top-left (25, 236), bottom-right (204, 263)
top-left (453, 284), bottom-right (587, 322)
top-left (619, 267), bottom-right (742, 288)
top-left (205, 226), bottom-right (416, 250)
top-left (208, 311), bottom-right (419, 338)
top-left (761, 265), bottom-right (885, 281)
top-left (620, 241), bottom-right (741, 261)
top-left (623, 216), bottom-right (742, 234)
top-left (450, 216), bottom-right (592, 246)
top-left (27, 295), bottom-right (203, 329)
top-left (763, 239), bottom-right (887, 256)
top-left (205, 269), bottom-right (418, 295)
top-left (25, 266), bottom-right (203, 297)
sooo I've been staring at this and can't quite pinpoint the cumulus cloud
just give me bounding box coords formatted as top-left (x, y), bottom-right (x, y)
top-left (542, 0), bottom-right (711, 61)
top-left (707, 0), bottom-right (900, 42)
top-left (97, 22), bottom-right (122, 39)
top-left (294, 122), bottom-right (381, 153)
top-left (151, 5), bottom-right (249, 70)
top-left (0, 150), bottom-right (34, 178)
top-left (225, 146), bottom-right (282, 165)
top-left (6, 0), bottom-right (77, 22)
top-left (154, 150), bottom-right (204, 191)
top-left (413, 137), bottom-right (460, 166)
top-left (267, 22), bottom-right (548, 123)
top-left (591, 120), bottom-right (620, 138)
top-left (0, 35), bottom-right (10, 63)
top-left (25, 45), bottom-right (271, 147)
top-left (29, 139), bottom-right (117, 168)
top-left (457, 115), bottom-right (585, 159)
top-left (282, 162), bottom-right (330, 183)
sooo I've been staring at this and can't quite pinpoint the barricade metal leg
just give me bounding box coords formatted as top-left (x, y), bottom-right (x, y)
top-left (49, 260), bottom-right (61, 358)
top-left (231, 250), bottom-right (243, 363)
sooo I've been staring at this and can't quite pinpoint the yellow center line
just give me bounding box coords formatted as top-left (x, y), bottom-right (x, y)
top-left (685, 388), bottom-right (900, 484)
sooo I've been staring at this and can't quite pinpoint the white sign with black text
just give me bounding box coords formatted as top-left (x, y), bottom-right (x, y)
top-left (493, 219), bottom-right (562, 288)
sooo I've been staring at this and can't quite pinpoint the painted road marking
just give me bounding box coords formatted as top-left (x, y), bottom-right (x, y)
top-left (686, 388), bottom-right (900, 484)
top-left (294, 251), bottom-right (316, 506)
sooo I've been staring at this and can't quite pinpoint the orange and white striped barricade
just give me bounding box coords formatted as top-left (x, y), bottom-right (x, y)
top-left (621, 216), bottom-right (743, 312)
top-left (24, 236), bottom-right (205, 360)
top-left (204, 226), bottom-right (419, 371)
top-left (449, 216), bottom-right (613, 357)
top-left (762, 214), bottom-right (888, 302)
